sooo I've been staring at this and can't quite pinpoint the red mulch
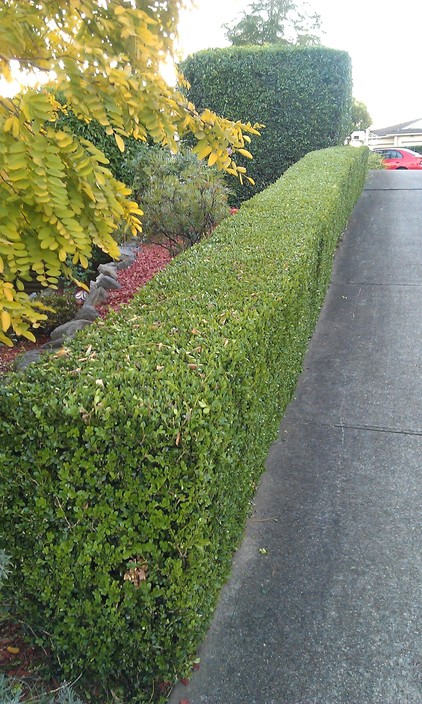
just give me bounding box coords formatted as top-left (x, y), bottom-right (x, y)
top-left (97, 242), bottom-right (171, 316)
top-left (0, 243), bottom-right (171, 374)
top-left (0, 335), bottom-right (50, 375)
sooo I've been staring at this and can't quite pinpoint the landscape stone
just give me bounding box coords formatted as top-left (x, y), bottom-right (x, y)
top-left (115, 244), bottom-right (137, 269)
top-left (95, 274), bottom-right (121, 291)
top-left (40, 338), bottom-right (67, 350)
top-left (50, 319), bottom-right (92, 341)
top-left (74, 304), bottom-right (100, 322)
top-left (14, 349), bottom-right (47, 371)
top-left (84, 286), bottom-right (109, 307)
top-left (115, 255), bottom-right (135, 270)
top-left (98, 263), bottom-right (119, 280)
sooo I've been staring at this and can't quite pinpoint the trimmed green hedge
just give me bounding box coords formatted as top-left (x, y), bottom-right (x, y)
top-left (0, 146), bottom-right (368, 701)
top-left (181, 46), bottom-right (352, 203)
top-left (403, 144), bottom-right (422, 153)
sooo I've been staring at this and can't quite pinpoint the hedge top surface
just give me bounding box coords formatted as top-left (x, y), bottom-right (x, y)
top-left (2, 147), bottom-right (365, 397)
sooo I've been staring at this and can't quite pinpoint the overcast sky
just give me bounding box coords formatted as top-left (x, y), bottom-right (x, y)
top-left (178, 0), bottom-right (422, 129)
top-left (0, 1), bottom-right (419, 129)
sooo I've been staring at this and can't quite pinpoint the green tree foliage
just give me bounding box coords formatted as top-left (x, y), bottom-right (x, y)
top-left (351, 98), bottom-right (372, 131)
top-left (182, 46), bottom-right (353, 203)
top-left (54, 95), bottom-right (141, 185)
top-left (224, 0), bottom-right (323, 46)
top-left (0, 0), bottom-right (261, 347)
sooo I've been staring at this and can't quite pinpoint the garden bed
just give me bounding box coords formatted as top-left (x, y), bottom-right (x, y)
top-left (0, 244), bottom-right (171, 375)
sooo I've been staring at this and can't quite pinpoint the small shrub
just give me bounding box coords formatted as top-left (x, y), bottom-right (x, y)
top-left (121, 142), bottom-right (161, 196)
top-left (0, 676), bottom-right (22, 704)
top-left (367, 150), bottom-right (385, 169)
top-left (0, 676), bottom-right (86, 704)
top-left (36, 290), bottom-right (78, 335)
top-left (139, 149), bottom-right (231, 253)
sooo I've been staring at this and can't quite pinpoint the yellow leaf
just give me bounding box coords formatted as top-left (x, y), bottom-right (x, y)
top-left (0, 331), bottom-right (13, 347)
top-left (115, 134), bottom-right (125, 152)
top-left (12, 117), bottom-right (20, 138)
top-left (3, 117), bottom-right (14, 133)
top-left (3, 286), bottom-right (14, 302)
top-left (193, 143), bottom-right (212, 160)
top-left (20, 330), bottom-right (36, 342)
top-left (237, 148), bottom-right (253, 159)
top-left (208, 152), bottom-right (218, 167)
top-left (83, 183), bottom-right (96, 201)
top-left (95, 171), bottom-right (106, 186)
top-left (7, 114), bottom-right (20, 136)
top-left (1, 311), bottom-right (11, 332)
top-left (56, 131), bottom-right (73, 148)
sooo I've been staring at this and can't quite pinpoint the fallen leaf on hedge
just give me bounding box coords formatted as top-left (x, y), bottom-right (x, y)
top-left (54, 348), bottom-right (69, 357)
top-left (7, 646), bottom-right (20, 654)
top-left (123, 557), bottom-right (148, 587)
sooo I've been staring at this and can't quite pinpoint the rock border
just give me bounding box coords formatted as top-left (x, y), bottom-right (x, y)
top-left (14, 242), bottom-right (138, 371)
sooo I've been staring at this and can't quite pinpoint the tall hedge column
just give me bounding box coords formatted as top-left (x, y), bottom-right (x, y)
top-left (182, 45), bottom-right (352, 202)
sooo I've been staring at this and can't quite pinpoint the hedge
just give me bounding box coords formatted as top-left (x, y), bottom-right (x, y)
top-left (181, 46), bottom-right (352, 203)
top-left (403, 144), bottom-right (422, 153)
top-left (0, 146), bottom-right (368, 702)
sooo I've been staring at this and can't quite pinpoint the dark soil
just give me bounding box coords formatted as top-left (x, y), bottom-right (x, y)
top-left (0, 619), bottom-right (61, 700)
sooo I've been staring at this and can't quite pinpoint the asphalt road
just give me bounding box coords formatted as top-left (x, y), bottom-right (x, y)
top-left (169, 170), bottom-right (422, 704)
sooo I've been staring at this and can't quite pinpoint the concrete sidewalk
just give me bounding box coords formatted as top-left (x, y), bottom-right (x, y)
top-left (168, 170), bottom-right (422, 704)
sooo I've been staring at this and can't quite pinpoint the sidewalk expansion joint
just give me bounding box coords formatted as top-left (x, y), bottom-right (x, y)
top-left (309, 418), bottom-right (422, 437)
top-left (332, 280), bottom-right (422, 287)
top-left (364, 187), bottom-right (422, 192)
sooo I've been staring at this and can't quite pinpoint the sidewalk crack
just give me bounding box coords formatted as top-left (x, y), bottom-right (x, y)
top-left (324, 420), bottom-right (422, 437)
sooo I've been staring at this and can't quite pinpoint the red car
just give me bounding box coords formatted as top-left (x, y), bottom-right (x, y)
top-left (373, 147), bottom-right (422, 170)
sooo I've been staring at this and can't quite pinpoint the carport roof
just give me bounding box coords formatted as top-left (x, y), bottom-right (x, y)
top-left (372, 118), bottom-right (422, 136)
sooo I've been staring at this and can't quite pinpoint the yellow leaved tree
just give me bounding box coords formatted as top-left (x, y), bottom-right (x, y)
top-left (0, 0), bottom-right (261, 346)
